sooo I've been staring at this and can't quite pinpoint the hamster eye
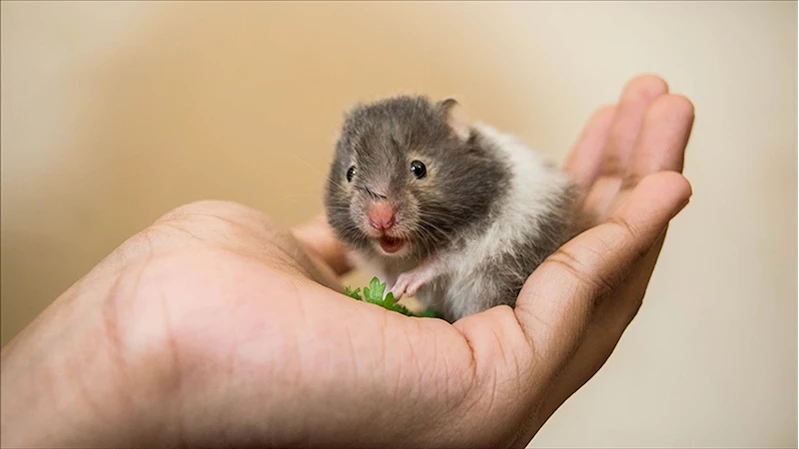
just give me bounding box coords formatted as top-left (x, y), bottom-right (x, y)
top-left (410, 160), bottom-right (427, 179)
top-left (346, 166), bottom-right (356, 183)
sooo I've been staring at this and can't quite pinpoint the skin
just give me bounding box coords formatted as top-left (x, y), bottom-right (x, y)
top-left (1, 74), bottom-right (694, 448)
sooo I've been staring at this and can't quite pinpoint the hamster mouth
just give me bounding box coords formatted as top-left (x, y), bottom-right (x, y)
top-left (378, 236), bottom-right (405, 254)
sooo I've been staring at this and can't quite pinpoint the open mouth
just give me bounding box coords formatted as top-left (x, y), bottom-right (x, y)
top-left (378, 236), bottom-right (405, 254)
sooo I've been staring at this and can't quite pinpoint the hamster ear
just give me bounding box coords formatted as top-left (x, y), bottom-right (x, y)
top-left (439, 98), bottom-right (471, 141)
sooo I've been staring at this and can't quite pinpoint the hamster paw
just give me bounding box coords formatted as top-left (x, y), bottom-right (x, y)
top-left (390, 257), bottom-right (445, 300)
top-left (391, 270), bottom-right (432, 300)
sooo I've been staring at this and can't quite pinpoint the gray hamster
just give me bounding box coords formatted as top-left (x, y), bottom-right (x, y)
top-left (324, 95), bottom-right (577, 322)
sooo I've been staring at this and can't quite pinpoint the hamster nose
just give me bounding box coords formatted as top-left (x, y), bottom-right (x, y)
top-left (367, 202), bottom-right (396, 231)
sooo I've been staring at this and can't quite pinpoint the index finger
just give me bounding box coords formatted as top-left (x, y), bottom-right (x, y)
top-left (513, 170), bottom-right (692, 375)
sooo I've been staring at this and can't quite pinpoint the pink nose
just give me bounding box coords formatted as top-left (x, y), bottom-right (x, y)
top-left (368, 202), bottom-right (396, 231)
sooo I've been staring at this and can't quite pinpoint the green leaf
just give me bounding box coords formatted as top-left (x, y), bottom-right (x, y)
top-left (362, 276), bottom-right (385, 303)
top-left (417, 308), bottom-right (442, 318)
top-left (343, 286), bottom-right (362, 301)
top-left (344, 277), bottom-right (442, 319)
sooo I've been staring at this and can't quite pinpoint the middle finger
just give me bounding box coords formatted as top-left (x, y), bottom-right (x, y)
top-left (583, 75), bottom-right (670, 218)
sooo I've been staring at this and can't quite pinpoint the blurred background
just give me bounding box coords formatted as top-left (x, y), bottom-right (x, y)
top-left (1, 1), bottom-right (796, 447)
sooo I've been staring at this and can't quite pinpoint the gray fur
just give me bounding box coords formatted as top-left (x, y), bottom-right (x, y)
top-left (324, 95), bottom-right (577, 323)
top-left (325, 96), bottom-right (510, 261)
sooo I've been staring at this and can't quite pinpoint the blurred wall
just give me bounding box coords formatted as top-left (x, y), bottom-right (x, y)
top-left (1, 1), bottom-right (796, 447)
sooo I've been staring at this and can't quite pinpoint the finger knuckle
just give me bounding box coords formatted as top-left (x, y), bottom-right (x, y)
top-left (606, 214), bottom-right (639, 241)
top-left (606, 216), bottom-right (652, 266)
top-left (600, 155), bottom-right (624, 176)
top-left (545, 247), bottom-right (616, 297)
top-left (621, 173), bottom-right (643, 190)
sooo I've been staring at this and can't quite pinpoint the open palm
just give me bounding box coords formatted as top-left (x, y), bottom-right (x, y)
top-left (1, 75), bottom-right (694, 448)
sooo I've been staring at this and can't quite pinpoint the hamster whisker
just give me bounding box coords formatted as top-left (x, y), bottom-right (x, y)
top-left (285, 153), bottom-right (353, 194)
top-left (286, 153), bottom-right (327, 177)
top-left (415, 217), bottom-right (455, 239)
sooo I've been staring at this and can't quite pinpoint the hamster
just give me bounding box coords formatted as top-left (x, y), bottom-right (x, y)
top-left (324, 95), bottom-right (578, 323)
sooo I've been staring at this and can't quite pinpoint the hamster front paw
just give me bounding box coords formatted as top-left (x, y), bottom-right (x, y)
top-left (389, 258), bottom-right (445, 300)
top-left (390, 272), bottom-right (426, 300)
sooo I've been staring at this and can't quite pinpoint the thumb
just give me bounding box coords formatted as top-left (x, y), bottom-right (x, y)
top-left (514, 170), bottom-right (692, 375)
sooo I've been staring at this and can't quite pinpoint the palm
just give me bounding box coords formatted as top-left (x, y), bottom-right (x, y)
top-left (3, 74), bottom-right (693, 448)
top-left (145, 75), bottom-right (693, 448)
top-left (135, 203), bottom-right (523, 446)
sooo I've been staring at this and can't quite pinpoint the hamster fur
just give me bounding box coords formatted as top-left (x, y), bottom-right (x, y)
top-left (324, 95), bottom-right (577, 323)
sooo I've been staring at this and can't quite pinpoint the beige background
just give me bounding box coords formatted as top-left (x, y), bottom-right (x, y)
top-left (1, 1), bottom-right (796, 447)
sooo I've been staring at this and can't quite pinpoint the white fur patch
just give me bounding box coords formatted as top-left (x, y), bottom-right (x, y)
top-left (419, 123), bottom-right (573, 317)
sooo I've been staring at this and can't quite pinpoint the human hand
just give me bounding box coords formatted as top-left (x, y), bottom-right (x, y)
top-left (0, 74), bottom-right (694, 448)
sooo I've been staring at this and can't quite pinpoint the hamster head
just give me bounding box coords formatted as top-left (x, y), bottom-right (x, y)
top-left (324, 95), bottom-right (508, 260)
